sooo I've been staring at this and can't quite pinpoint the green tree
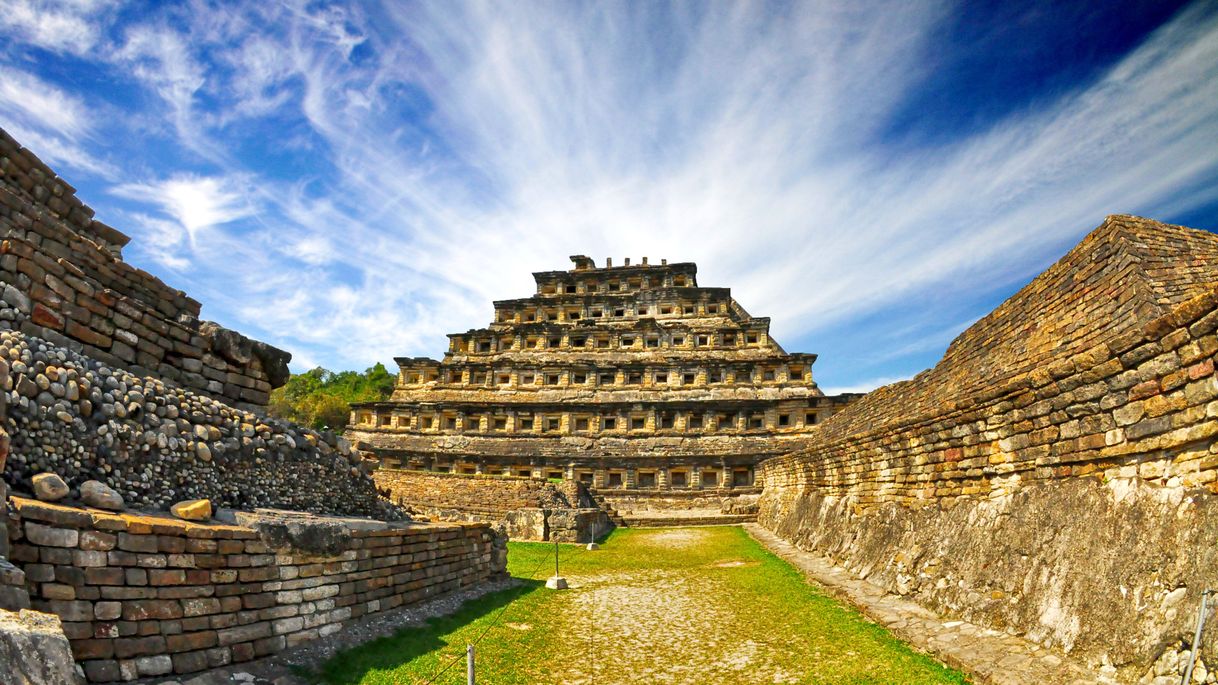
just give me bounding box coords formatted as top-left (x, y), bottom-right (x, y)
top-left (268, 363), bottom-right (395, 430)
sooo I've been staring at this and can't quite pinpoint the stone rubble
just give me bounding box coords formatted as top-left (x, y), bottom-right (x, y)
top-left (78, 479), bottom-right (122, 510)
top-left (32, 471), bottom-right (68, 501)
top-left (1, 328), bottom-right (399, 518)
top-left (170, 498), bottom-right (212, 521)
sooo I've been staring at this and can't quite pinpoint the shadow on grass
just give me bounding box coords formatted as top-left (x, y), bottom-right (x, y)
top-left (310, 579), bottom-right (544, 685)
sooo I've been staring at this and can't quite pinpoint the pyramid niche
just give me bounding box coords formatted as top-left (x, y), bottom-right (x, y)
top-left (348, 255), bottom-right (859, 492)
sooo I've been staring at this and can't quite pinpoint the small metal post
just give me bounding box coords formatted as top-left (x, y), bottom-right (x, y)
top-left (545, 534), bottom-right (568, 589)
top-left (587, 516), bottom-right (599, 551)
top-left (1183, 590), bottom-right (1212, 685)
top-left (467, 643), bottom-right (475, 685)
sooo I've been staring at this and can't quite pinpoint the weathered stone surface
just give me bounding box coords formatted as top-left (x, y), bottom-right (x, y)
top-left (9, 498), bottom-right (505, 682)
top-left (170, 498), bottom-right (212, 521)
top-left (32, 472), bottom-right (69, 502)
top-left (78, 481), bottom-right (122, 510)
top-left (747, 524), bottom-right (1105, 685)
top-left (0, 608), bottom-right (81, 684)
top-left (757, 215), bottom-right (1218, 682)
top-left (0, 125), bottom-right (288, 411)
top-left (0, 328), bottom-right (400, 518)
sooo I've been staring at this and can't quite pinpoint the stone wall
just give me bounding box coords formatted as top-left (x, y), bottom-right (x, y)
top-left (595, 486), bottom-right (760, 514)
top-left (1, 328), bottom-right (389, 517)
top-left (373, 469), bottom-right (610, 542)
top-left (757, 216), bottom-right (1218, 682)
top-left (7, 496), bottom-right (505, 682)
top-left (374, 469), bottom-right (573, 517)
top-left (0, 127), bottom-right (289, 413)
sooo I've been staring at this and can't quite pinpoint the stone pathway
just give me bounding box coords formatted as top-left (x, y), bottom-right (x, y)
top-left (744, 524), bottom-right (1111, 685)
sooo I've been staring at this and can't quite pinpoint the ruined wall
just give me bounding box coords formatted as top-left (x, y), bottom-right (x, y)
top-left (2, 328), bottom-right (389, 516)
top-left (758, 218), bottom-right (1218, 681)
top-left (0, 128), bottom-right (289, 413)
top-left (595, 486), bottom-right (760, 513)
top-left (374, 469), bottom-right (573, 518)
top-left (373, 469), bottom-right (610, 542)
top-left (7, 496), bottom-right (505, 682)
top-left (0, 127), bottom-right (509, 683)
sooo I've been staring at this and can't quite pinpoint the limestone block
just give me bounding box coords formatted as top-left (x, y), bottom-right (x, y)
top-left (32, 473), bottom-right (69, 501)
top-left (0, 608), bottom-right (82, 684)
top-left (171, 499), bottom-right (213, 521)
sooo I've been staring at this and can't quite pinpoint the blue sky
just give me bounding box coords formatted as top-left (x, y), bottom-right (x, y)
top-left (2, 1), bottom-right (1217, 394)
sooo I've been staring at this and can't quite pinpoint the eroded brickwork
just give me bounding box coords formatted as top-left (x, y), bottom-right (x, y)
top-left (0, 128), bottom-right (290, 412)
top-left (758, 216), bottom-right (1218, 682)
top-left (7, 497), bottom-right (505, 682)
top-left (375, 469), bottom-right (572, 517)
top-left (373, 469), bottom-right (609, 542)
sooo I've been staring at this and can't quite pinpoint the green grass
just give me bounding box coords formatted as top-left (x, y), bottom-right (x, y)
top-left (311, 527), bottom-right (969, 684)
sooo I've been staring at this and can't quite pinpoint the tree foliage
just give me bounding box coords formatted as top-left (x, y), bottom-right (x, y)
top-left (268, 363), bottom-right (395, 430)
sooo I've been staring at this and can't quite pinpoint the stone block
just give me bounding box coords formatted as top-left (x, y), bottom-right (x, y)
top-left (217, 620), bottom-right (271, 646)
top-left (117, 532), bottom-right (159, 553)
top-left (79, 531), bottom-right (117, 551)
top-left (171, 649), bottom-right (208, 674)
top-left (148, 569), bottom-right (186, 586)
top-left (122, 599), bottom-right (183, 621)
top-left (135, 653), bottom-right (173, 676)
top-left (114, 634), bottom-right (166, 658)
top-left (0, 608), bottom-right (79, 685)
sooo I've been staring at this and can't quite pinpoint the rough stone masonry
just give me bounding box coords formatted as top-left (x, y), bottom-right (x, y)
top-left (0, 127), bottom-right (509, 683)
top-left (0, 127), bottom-right (289, 414)
top-left (758, 215), bottom-right (1218, 684)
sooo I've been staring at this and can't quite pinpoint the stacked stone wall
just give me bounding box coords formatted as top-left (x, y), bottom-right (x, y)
top-left (373, 469), bottom-right (610, 542)
top-left (595, 487), bottom-right (760, 513)
top-left (758, 286), bottom-right (1218, 680)
top-left (1, 328), bottom-right (389, 516)
top-left (6, 496), bottom-right (505, 682)
top-left (374, 469), bottom-right (572, 518)
top-left (0, 128), bottom-right (289, 412)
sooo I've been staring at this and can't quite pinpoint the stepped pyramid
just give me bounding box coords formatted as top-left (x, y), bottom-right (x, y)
top-left (348, 255), bottom-right (858, 491)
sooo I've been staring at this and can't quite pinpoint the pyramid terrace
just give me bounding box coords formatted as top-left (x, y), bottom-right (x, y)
top-left (347, 255), bottom-right (859, 490)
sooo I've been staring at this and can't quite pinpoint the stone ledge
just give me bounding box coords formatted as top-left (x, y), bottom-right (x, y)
top-left (10, 497), bottom-right (472, 545)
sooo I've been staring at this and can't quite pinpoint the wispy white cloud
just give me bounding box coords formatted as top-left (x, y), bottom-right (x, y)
top-left (112, 175), bottom-right (253, 248)
top-left (245, 1), bottom-right (1218, 370)
top-left (122, 214), bottom-right (191, 270)
top-left (2, 1), bottom-right (1217, 380)
top-left (0, 65), bottom-right (116, 177)
top-left (821, 375), bottom-right (912, 396)
top-left (113, 24), bottom-right (209, 150)
top-left (0, 0), bottom-right (115, 55)
top-left (0, 65), bottom-right (91, 138)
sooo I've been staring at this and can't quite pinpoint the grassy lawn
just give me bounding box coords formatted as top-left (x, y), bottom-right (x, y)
top-left (311, 526), bottom-right (968, 684)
